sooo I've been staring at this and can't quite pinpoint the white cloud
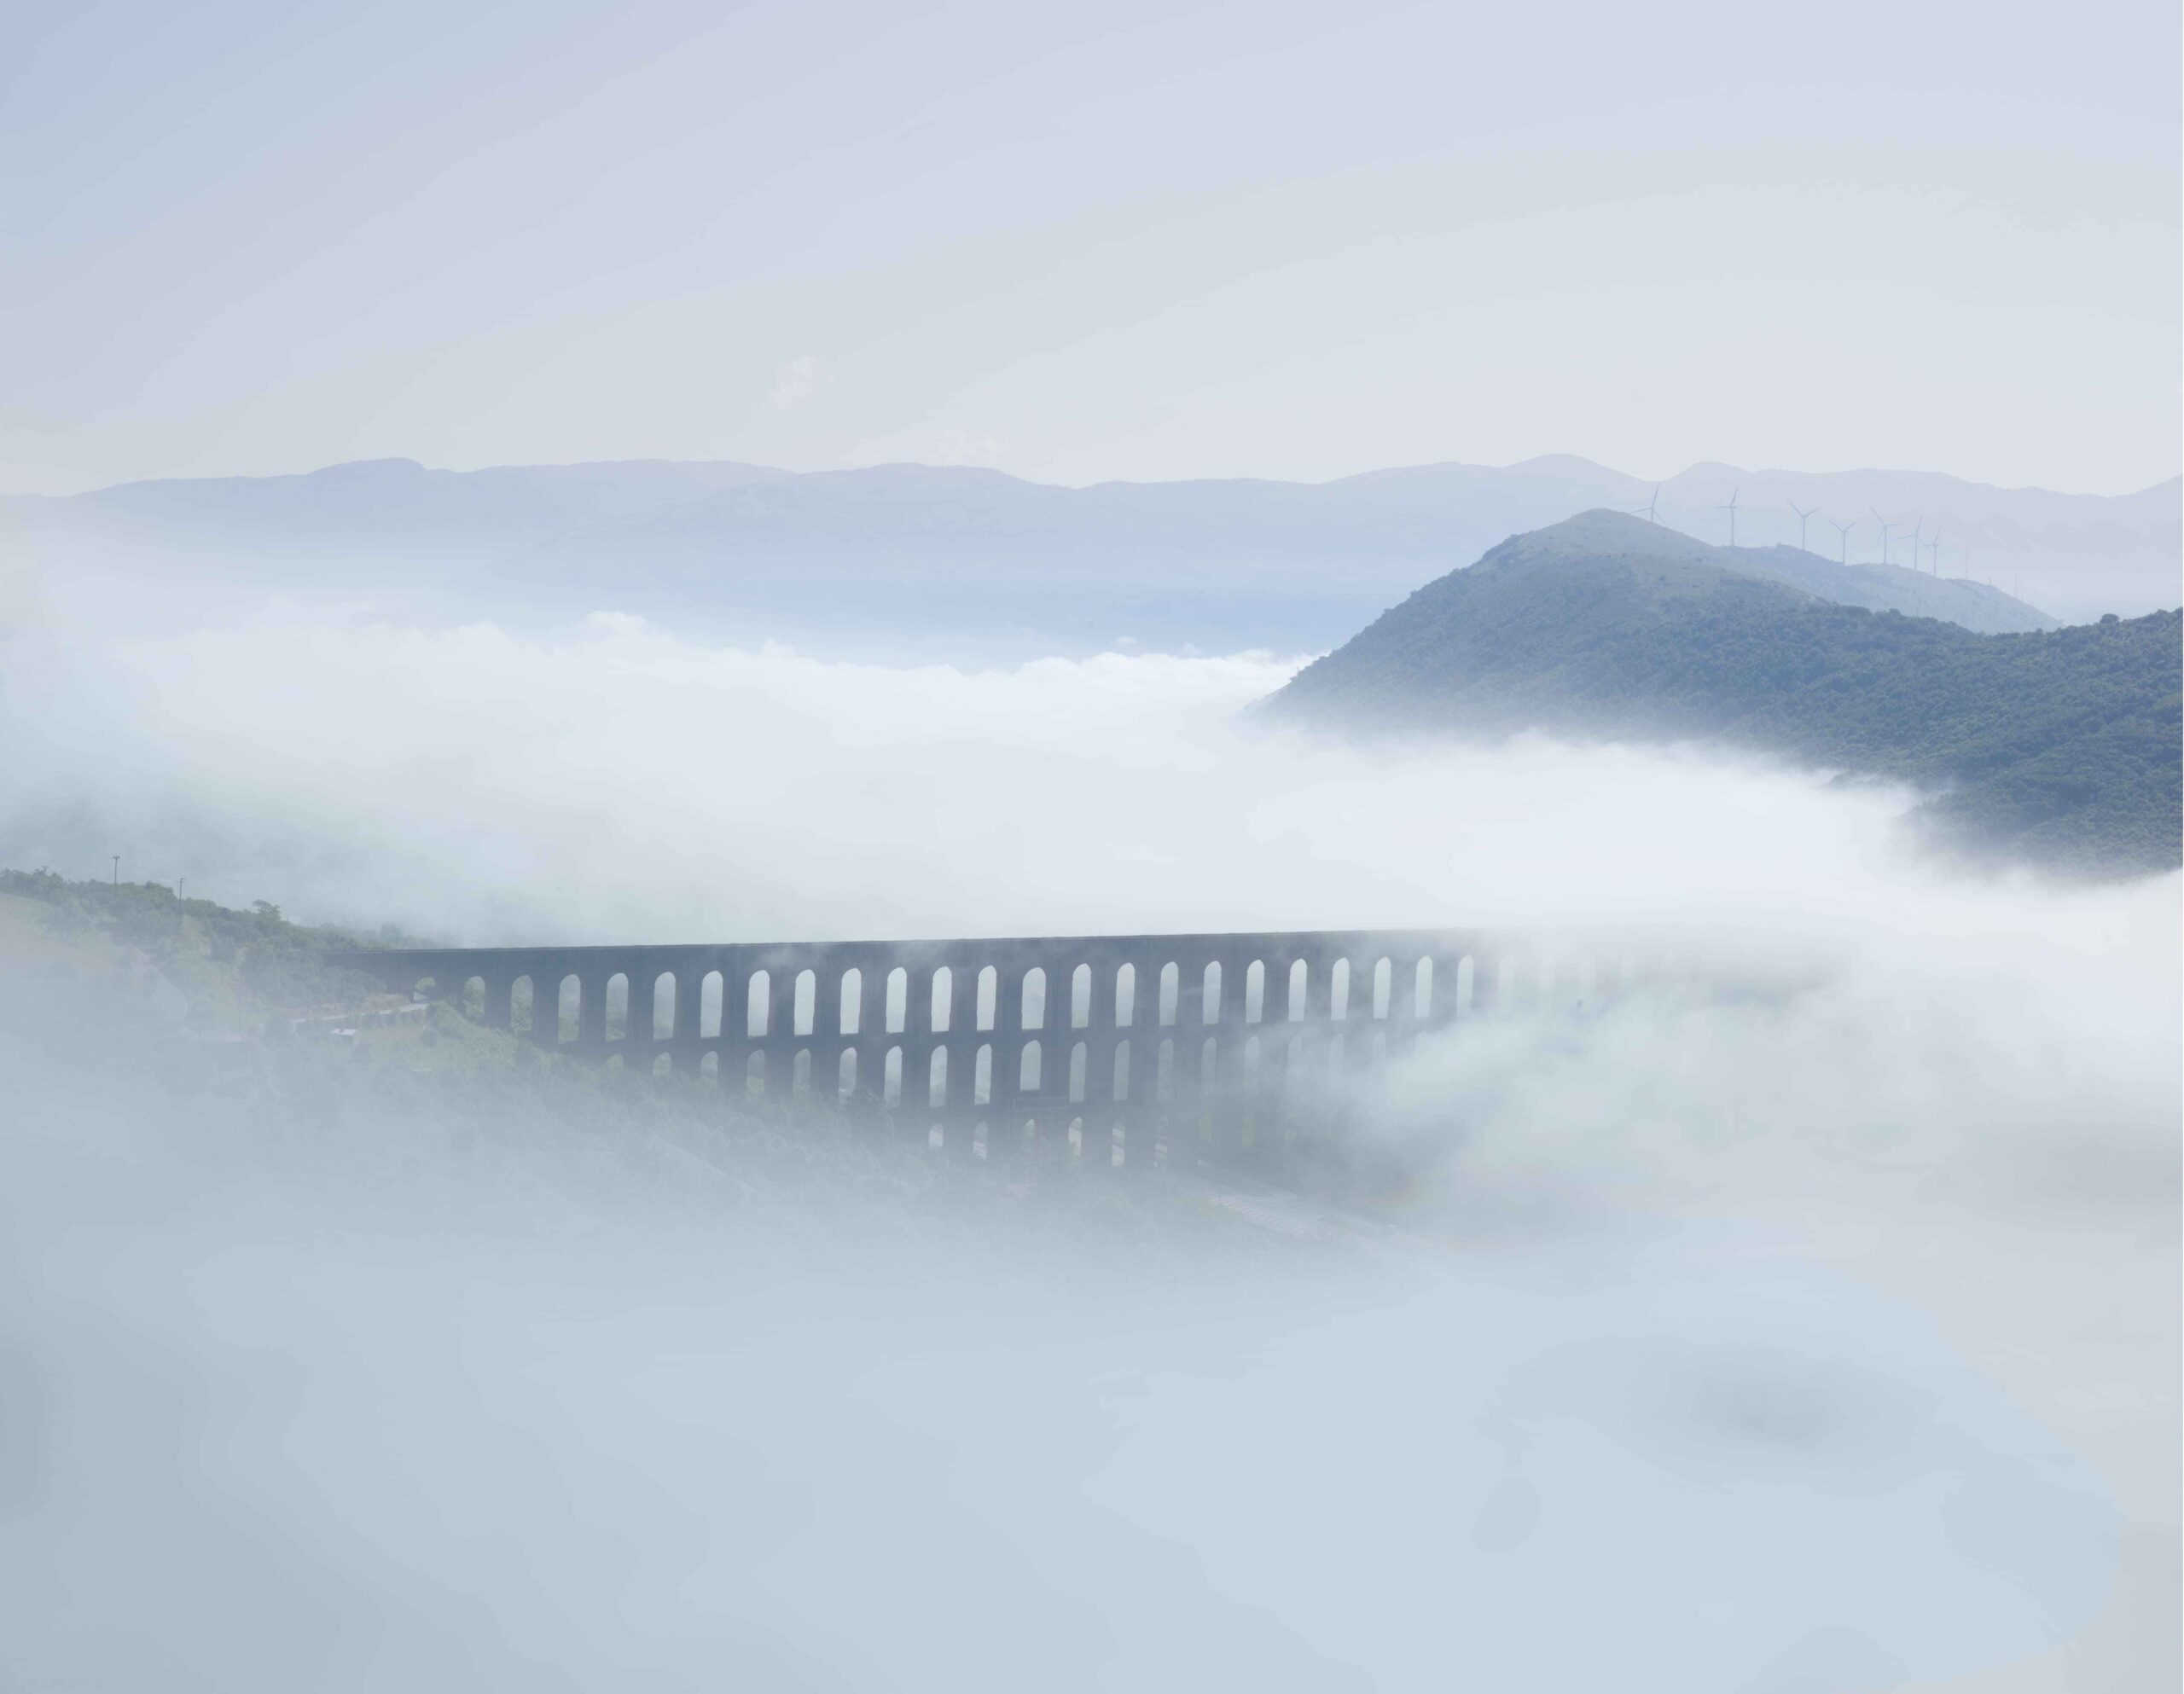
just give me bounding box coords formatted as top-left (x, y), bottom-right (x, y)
top-left (767, 354), bottom-right (825, 411)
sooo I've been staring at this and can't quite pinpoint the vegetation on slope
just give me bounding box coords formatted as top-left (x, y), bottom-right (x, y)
top-left (1265, 513), bottom-right (2182, 876)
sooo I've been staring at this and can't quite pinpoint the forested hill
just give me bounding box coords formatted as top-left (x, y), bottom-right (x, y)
top-left (1263, 513), bottom-right (2182, 877)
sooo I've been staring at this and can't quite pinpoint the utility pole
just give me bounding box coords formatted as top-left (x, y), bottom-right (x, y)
top-left (111, 855), bottom-right (119, 886)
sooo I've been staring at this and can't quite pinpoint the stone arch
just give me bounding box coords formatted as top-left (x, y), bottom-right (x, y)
top-left (837, 967), bottom-right (862, 1036)
top-left (1019, 1038), bottom-right (1043, 1094)
top-left (461, 975), bottom-right (485, 1020)
top-left (1019, 966), bottom-right (1046, 1030)
top-left (885, 967), bottom-right (908, 1034)
top-left (1070, 963), bottom-right (1091, 1029)
top-left (793, 970), bottom-right (816, 1037)
top-left (510, 975), bottom-right (534, 1036)
top-left (1329, 958), bottom-right (1350, 1022)
top-left (1114, 962), bottom-right (1137, 1027)
top-left (1287, 959), bottom-right (1309, 1021)
top-left (700, 970), bottom-right (723, 1039)
top-left (1413, 956), bottom-right (1434, 1019)
top-left (1068, 1040), bottom-right (1087, 1103)
top-left (976, 966), bottom-right (998, 1032)
top-left (652, 1052), bottom-right (672, 1081)
top-left (653, 971), bottom-right (677, 1040)
top-left (837, 1047), bottom-right (858, 1099)
top-left (746, 970), bottom-right (770, 1037)
top-left (1112, 1037), bottom-right (1131, 1101)
top-left (1456, 954), bottom-right (1476, 1013)
top-left (1243, 959), bottom-right (1265, 1024)
top-left (883, 1046), bottom-right (903, 1105)
top-left (699, 1050), bottom-right (718, 1083)
top-left (929, 966), bottom-right (954, 1032)
top-left (746, 1050), bottom-right (767, 1096)
top-left (605, 972), bottom-right (630, 1040)
top-left (557, 974), bottom-right (581, 1043)
top-left (928, 1047), bottom-right (949, 1107)
top-left (793, 1048), bottom-right (812, 1097)
top-left (1201, 960), bottom-right (1223, 1024)
top-left (1371, 957), bottom-right (1392, 1020)
top-left (1158, 961), bottom-right (1180, 1026)
top-left (973, 1042), bottom-right (995, 1106)
top-left (1156, 1037), bottom-right (1176, 1100)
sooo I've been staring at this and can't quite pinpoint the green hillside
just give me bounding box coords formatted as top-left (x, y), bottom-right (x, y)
top-left (1264, 512), bottom-right (2182, 876)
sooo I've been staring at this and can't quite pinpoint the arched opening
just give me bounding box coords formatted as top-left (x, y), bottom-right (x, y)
top-left (973, 1043), bottom-right (993, 1106)
top-left (1201, 960), bottom-right (1223, 1024)
top-left (1070, 963), bottom-right (1091, 1029)
top-left (1019, 1039), bottom-right (1043, 1094)
top-left (883, 1046), bottom-right (903, 1105)
top-left (837, 967), bottom-right (862, 1036)
top-left (793, 1048), bottom-right (812, 1098)
top-left (928, 1047), bottom-right (949, 1108)
top-left (1114, 962), bottom-right (1136, 1027)
top-left (1287, 959), bottom-right (1308, 1021)
top-left (929, 966), bottom-right (954, 1033)
top-left (462, 976), bottom-right (485, 1020)
top-left (1327, 1030), bottom-right (1346, 1078)
top-left (1329, 958), bottom-right (1350, 1022)
top-left (885, 967), bottom-right (908, 1034)
top-left (1156, 1037), bottom-right (1176, 1100)
top-left (699, 1051), bottom-right (718, 1084)
top-left (1158, 962), bottom-right (1180, 1026)
top-left (976, 966), bottom-right (997, 1032)
top-left (746, 970), bottom-right (770, 1037)
top-left (1020, 966), bottom-right (1046, 1030)
top-left (510, 976), bottom-right (534, 1036)
top-left (1112, 1038), bottom-right (1131, 1101)
top-left (1242, 960), bottom-right (1263, 1024)
top-left (927, 1125), bottom-right (944, 1152)
top-left (557, 975), bottom-right (581, 1043)
top-left (652, 1052), bottom-right (672, 1081)
top-left (1456, 954), bottom-right (1476, 1013)
top-left (1372, 957), bottom-right (1392, 1020)
top-left (837, 1047), bottom-right (858, 1100)
top-left (700, 970), bottom-right (723, 1039)
top-left (605, 972), bottom-right (630, 1040)
top-left (653, 972), bottom-right (677, 1040)
top-left (1414, 956), bottom-right (1434, 1019)
top-left (746, 1050), bottom-right (767, 1096)
top-left (1068, 1041), bottom-right (1087, 1103)
top-left (793, 970), bottom-right (816, 1037)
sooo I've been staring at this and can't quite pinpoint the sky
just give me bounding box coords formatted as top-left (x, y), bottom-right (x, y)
top-left (3, 0), bottom-right (2180, 497)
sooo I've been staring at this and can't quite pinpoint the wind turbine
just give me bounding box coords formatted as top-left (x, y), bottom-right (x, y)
top-left (1629, 485), bottom-right (1661, 523)
top-left (1926, 530), bottom-right (1943, 574)
top-left (1825, 514), bottom-right (1855, 564)
top-left (1906, 517), bottom-right (1926, 572)
top-left (1788, 502), bottom-right (1820, 551)
top-left (1720, 487), bottom-right (1741, 547)
top-left (1872, 509), bottom-right (1906, 566)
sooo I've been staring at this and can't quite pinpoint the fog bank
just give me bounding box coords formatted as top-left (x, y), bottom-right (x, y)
top-left (1, 599), bottom-right (2177, 1690)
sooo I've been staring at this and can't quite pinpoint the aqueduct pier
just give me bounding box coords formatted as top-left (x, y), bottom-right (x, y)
top-left (333, 927), bottom-right (1668, 1174)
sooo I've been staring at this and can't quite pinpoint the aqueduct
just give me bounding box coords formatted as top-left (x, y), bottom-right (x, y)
top-left (333, 927), bottom-right (1660, 1174)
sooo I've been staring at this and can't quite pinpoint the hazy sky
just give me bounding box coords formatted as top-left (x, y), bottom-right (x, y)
top-left (5, 0), bottom-right (2179, 496)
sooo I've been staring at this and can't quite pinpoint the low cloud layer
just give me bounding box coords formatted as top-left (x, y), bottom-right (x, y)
top-left (1, 594), bottom-right (2177, 1689)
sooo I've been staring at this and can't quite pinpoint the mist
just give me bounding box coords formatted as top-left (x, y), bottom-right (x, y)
top-left (2, 592), bottom-right (2178, 1691)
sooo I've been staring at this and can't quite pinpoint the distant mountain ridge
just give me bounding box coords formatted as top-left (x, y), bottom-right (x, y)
top-left (1263, 511), bottom-right (2182, 877)
top-left (4, 452), bottom-right (2174, 656)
